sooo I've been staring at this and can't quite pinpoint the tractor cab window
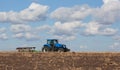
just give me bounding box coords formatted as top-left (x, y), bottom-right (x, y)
top-left (47, 40), bottom-right (58, 45)
top-left (47, 40), bottom-right (51, 44)
top-left (54, 40), bottom-right (58, 44)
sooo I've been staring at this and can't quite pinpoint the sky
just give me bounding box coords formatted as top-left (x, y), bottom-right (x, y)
top-left (0, 0), bottom-right (120, 52)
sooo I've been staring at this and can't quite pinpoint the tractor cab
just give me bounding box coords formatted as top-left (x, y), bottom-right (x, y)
top-left (47, 39), bottom-right (58, 46)
top-left (42, 39), bottom-right (70, 52)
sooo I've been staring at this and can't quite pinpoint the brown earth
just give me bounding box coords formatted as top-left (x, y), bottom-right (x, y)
top-left (0, 52), bottom-right (120, 70)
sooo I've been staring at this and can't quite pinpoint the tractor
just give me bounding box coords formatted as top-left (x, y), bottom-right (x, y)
top-left (42, 39), bottom-right (70, 52)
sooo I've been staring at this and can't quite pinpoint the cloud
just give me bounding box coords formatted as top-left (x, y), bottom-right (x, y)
top-left (110, 42), bottom-right (120, 51)
top-left (50, 0), bottom-right (120, 25)
top-left (109, 33), bottom-right (120, 51)
top-left (53, 35), bottom-right (76, 41)
top-left (25, 32), bottom-right (40, 40)
top-left (34, 21), bottom-right (84, 41)
top-left (10, 24), bottom-right (31, 33)
top-left (50, 5), bottom-right (92, 22)
top-left (49, 21), bottom-right (84, 41)
top-left (13, 32), bottom-right (40, 41)
top-left (13, 33), bottom-right (24, 38)
top-left (0, 0), bottom-right (120, 42)
top-left (83, 21), bottom-right (102, 35)
top-left (0, 27), bottom-right (6, 33)
top-left (35, 20), bottom-right (117, 41)
top-left (11, 24), bottom-right (41, 41)
top-left (20, 3), bottom-right (48, 22)
top-left (103, 0), bottom-right (120, 4)
top-left (114, 35), bottom-right (120, 41)
top-left (36, 25), bottom-right (51, 32)
top-left (83, 21), bottom-right (118, 36)
top-left (80, 45), bottom-right (87, 49)
top-left (50, 0), bottom-right (120, 38)
top-left (101, 28), bottom-right (118, 36)
top-left (93, 0), bottom-right (120, 24)
top-left (0, 27), bottom-right (8, 40)
top-left (0, 2), bottom-right (49, 24)
top-left (50, 21), bottom-right (84, 36)
top-left (0, 33), bottom-right (8, 40)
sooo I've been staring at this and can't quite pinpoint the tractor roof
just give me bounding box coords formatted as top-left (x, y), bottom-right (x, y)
top-left (47, 39), bottom-right (58, 40)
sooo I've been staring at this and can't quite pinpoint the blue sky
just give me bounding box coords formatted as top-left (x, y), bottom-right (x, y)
top-left (0, 0), bottom-right (120, 52)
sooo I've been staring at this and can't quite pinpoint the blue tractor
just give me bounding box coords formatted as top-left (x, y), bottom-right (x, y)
top-left (42, 39), bottom-right (70, 52)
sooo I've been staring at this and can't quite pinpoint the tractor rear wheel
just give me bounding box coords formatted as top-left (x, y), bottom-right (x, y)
top-left (58, 48), bottom-right (65, 52)
top-left (42, 46), bottom-right (50, 52)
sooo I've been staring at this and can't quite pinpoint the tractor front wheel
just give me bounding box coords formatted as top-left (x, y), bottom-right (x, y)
top-left (42, 46), bottom-right (50, 52)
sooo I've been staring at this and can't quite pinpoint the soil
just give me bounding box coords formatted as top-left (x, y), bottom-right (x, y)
top-left (0, 52), bottom-right (120, 70)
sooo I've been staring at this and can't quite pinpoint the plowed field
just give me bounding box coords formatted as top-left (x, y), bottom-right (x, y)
top-left (0, 52), bottom-right (120, 70)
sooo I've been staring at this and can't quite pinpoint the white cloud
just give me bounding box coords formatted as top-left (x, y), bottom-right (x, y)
top-left (10, 24), bottom-right (31, 33)
top-left (0, 28), bottom-right (8, 40)
top-left (110, 32), bottom-right (120, 51)
top-left (54, 35), bottom-right (76, 41)
top-left (0, 27), bottom-right (6, 33)
top-left (50, 0), bottom-right (120, 38)
top-left (84, 21), bottom-right (101, 35)
top-left (50, 5), bottom-right (92, 22)
top-left (0, 0), bottom-right (119, 42)
top-left (50, 21), bottom-right (84, 36)
top-left (36, 25), bottom-right (51, 32)
top-left (51, 0), bottom-right (120, 25)
top-left (11, 24), bottom-right (41, 41)
top-left (94, 0), bottom-right (120, 24)
top-left (80, 45), bottom-right (87, 49)
top-left (25, 32), bottom-right (40, 40)
top-left (103, 0), bottom-right (120, 4)
top-left (83, 21), bottom-right (118, 36)
top-left (20, 2), bottom-right (48, 22)
top-left (9, 21), bottom-right (117, 41)
top-left (101, 28), bottom-right (118, 36)
top-left (49, 21), bottom-right (84, 40)
top-left (13, 33), bottom-right (24, 38)
top-left (0, 33), bottom-right (8, 40)
top-left (110, 42), bottom-right (120, 50)
top-left (35, 21), bottom-right (117, 41)
top-left (0, 2), bottom-right (49, 24)
top-left (13, 32), bottom-right (40, 41)
top-left (114, 35), bottom-right (120, 41)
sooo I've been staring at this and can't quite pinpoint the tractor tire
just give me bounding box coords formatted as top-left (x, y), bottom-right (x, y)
top-left (58, 48), bottom-right (65, 52)
top-left (42, 46), bottom-right (50, 52)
